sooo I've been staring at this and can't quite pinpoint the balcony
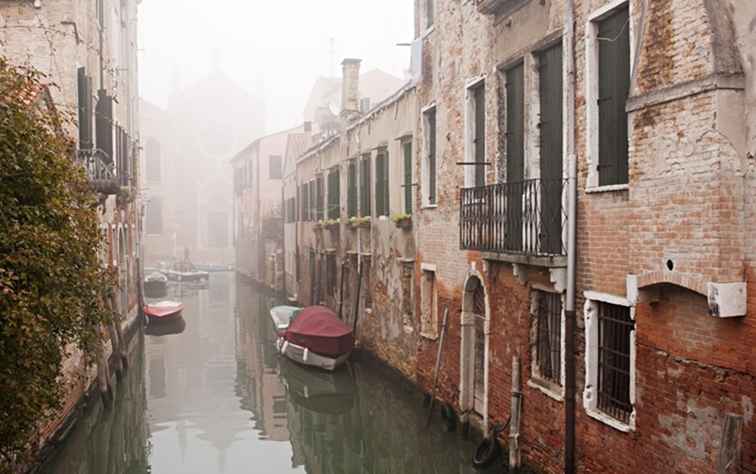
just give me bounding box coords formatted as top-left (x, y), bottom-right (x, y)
top-left (460, 178), bottom-right (568, 267)
top-left (79, 149), bottom-right (119, 195)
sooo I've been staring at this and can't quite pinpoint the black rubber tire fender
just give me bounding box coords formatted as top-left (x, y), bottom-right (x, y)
top-left (472, 436), bottom-right (500, 469)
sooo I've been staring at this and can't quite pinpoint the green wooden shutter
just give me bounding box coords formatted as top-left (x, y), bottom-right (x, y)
top-left (474, 84), bottom-right (486, 188)
top-left (598, 6), bottom-right (630, 186)
top-left (403, 141), bottom-right (413, 214)
top-left (428, 110), bottom-right (437, 204)
top-left (348, 161), bottom-right (357, 217)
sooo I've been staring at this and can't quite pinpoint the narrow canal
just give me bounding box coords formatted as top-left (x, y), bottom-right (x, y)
top-left (39, 274), bottom-right (498, 474)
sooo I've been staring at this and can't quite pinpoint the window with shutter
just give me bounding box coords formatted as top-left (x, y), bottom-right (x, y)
top-left (597, 5), bottom-right (630, 186)
top-left (424, 108), bottom-right (437, 205)
top-left (375, 149), bottom-right (389, 216)
top-left (473, 83), bottom-right (486, 188)
top-left (316, 175), bottom-right (324, 221)
top-left (77, 67), bottom-right (93, 151)
top-left (328, 168), bottom-right (340, 219)
top-left (403, 141), bottom-right (413, 214)
top-left (360, 154), bottom-right (371, 217)
top-left (347, 161), bottom-right (357, 218)
top-left (269, 155), bottom-right (282, 179)
top-left (95, 90), bottom-right (113, 163)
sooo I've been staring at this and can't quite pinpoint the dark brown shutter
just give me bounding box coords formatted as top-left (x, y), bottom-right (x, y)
top-left (95, 90), bottom-right (113, 163)
top-left (598, 6), bottom-right (630, 186)
top-left (474, 83), bottom-right (486, 187)
top-left (505, 64), bottom-right (525, 251)
top-left (77, 68), bottom-right (93, 151)
top-left (539, 42), bottom-right (564, 254)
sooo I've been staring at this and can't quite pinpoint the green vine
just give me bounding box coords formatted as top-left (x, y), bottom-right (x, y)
top-left (0, 58), bottom-right (113, 469)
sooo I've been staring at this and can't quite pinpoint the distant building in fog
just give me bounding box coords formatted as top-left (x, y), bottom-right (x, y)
top-left (142, 67), bottom-right (265, 265)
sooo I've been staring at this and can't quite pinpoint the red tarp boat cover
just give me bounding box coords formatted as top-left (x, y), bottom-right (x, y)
top-left (284, 306), bottom-right (354, 357)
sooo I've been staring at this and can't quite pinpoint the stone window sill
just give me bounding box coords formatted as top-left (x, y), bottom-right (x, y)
top-left (421, 204), bottom-right (438, 210)
top-left (420, 331), bottom-right (438, 341)
top-left (527, 377), bottom-right (564, 402)
top-left (585, 183), bottom-right (629, 194)
top-left (585, 407), bottom-right (635, 433)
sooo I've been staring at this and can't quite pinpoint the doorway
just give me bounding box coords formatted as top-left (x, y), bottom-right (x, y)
top-left (460, 275), bottom-right (489, 422)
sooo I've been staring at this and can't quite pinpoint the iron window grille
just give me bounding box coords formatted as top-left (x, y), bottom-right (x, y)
top-left (534, 291), bottom-right (562, 385)
top-left (597, 302), bottom-right (634, 424)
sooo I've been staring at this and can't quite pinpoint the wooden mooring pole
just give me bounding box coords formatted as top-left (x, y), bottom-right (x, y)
top-left (426, 306), bottom-right (449, 427)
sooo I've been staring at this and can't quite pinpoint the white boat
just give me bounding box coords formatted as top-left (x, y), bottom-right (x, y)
top-left (272, 305), bottom-right (354, 372)
top-left (276, 339), bottom-right (352, 372)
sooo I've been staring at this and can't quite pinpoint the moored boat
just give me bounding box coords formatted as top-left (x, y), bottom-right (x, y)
top-left (269, 305), bottom-right (301, 337)
top-left (144, 300), bottom-right (184, 323)
top-left (144, 271), bottom-right (168, 298)
top-left (276, 306), bottom-right (354, 371)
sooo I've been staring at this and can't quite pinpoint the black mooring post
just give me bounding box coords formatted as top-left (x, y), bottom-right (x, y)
top-left (338, 261), bottom-right (346, 320)
top-left (352, 261), bottom-right (363, 334)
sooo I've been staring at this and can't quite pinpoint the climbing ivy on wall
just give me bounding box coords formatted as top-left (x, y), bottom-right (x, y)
top-left (0, 58), bottom-right (113, 470)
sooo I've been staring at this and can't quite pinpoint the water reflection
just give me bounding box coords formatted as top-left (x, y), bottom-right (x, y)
top-left (41, 274), bottom-right (499, 474)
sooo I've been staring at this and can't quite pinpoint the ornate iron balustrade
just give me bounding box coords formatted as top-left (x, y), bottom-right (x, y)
top-left (78, 149), bottom-right (119, 195)
top-left (460, 178), bottom-right (568, 257)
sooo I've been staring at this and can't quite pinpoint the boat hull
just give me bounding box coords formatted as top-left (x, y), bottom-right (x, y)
top-left (144, 279), bottom-right (168, 298)
top-left (276, 338), bottom-right (351, 372)
top-left (144, 301), bottom-right (184, 323)
top-left (165, 270), bottom-right (209, 282)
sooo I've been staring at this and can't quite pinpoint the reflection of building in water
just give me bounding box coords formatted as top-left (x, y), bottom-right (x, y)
top-left (38, 338), bottom-right (149, 474)
top-left (235, 279), bottom-right (290, 442)
top-left (146, 273), bottom-right (250, 472)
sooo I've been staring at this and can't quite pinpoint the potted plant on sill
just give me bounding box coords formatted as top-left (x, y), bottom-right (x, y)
top-left (324, 218), bottom-right (341, 231)
top-left (391, 212), bottom-right (412, 230)
top-left (349, 216), bottom-right (371, 229)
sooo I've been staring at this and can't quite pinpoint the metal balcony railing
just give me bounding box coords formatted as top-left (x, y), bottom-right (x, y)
top-left (460, 178), bottom-right (568, 257)
top-left (78, 149), bottom-right (119, 195)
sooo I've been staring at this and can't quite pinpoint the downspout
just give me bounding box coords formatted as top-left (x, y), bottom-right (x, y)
top-left (564, 0), bottom-right (577, 472)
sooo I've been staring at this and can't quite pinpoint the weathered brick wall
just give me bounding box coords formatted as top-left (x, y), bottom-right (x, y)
top-left (411, 0), bottom-right (754, 472)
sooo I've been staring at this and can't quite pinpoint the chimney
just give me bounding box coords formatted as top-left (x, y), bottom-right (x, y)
top-left (340, 58), bottom-right (362, 116)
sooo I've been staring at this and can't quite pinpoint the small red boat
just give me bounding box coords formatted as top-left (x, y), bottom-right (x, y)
top-left (278, 306), bottom-right (354, 371)
top-left (144, 301), bottom-right (184, 323)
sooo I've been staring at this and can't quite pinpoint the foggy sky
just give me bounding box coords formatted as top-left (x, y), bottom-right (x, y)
top-left (138, 0), bottom-right (415, 134)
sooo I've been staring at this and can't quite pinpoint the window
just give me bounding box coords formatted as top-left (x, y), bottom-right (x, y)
top-left (584, 291), bottom-right (635, 431)
top-left (77, 67), bottom-right (93, 151)
top-left (420, 267), bottom-right (438, 338)
top-left (301, 183), bottom-right (309, 221)
top-left (327, 168), bottom-right (340, 219)
top-left (145, 138), bottom-right (161, 185)
top-left (423, 107), bottom-right (437, 206)
top-left (316, 175), bottom-right (324, 221)
top-left (375, 148), bottom-right (389, 217)
top-left (146, 196), bottom-right (162, 235)
top-left (587, 2), bottom-right (631, 188)
top-left (360, 154), bottom-right (371, 216)
top-left (269, 155), bottom-right (282, 179)
top-left (465, 81), bottom-right (486, 188)
top-left (402, 140), bottom-right (413, 214)
top-left (286, 197), bottom-right (296, 223)
top-left (207, 212), bottom-right (228, 248)
top-left (597, 302), bottom-right (634, 422)
top-left (347, 160), bottom-right (358, 218)
top-left (531, 290), bottom-right (563, 389)
top-left (426, 0), bottom-right (435, 29)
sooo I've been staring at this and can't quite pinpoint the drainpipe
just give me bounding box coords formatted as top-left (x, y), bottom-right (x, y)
top-left (564, 0), bottom-right (577, 472)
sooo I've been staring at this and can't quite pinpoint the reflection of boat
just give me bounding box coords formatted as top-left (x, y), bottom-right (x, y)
top-left (144, 301), bottom-right (184, 323)
top-left (144, 272), bottom-right (168, 298)
top-left (278, 357), bottom-right (355, 415)
top-left (145, 316), bottom-right (186, 336)
top-left (269, 305), bottom-right (301, 337)
top-left (277, 306), bottom-right (354, 371)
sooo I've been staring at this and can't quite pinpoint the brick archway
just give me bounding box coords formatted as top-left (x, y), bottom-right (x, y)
top-left (460, 271), bottom-right (491, 431)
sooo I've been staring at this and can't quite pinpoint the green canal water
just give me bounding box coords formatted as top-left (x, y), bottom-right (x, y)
top-left (38, 274), bottom-right (500, 474)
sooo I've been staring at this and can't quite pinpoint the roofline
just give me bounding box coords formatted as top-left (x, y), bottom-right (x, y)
top-left (228, 123), bottom-right (305, 164)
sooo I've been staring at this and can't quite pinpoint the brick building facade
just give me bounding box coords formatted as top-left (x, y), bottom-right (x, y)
top-left (1, 0), bottom-right (143, 460)
top-left (250, 0), bottom-right (754, 471)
